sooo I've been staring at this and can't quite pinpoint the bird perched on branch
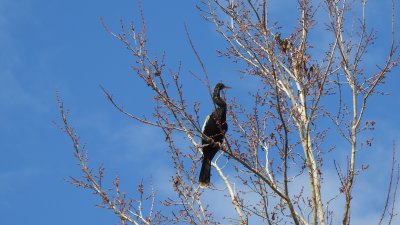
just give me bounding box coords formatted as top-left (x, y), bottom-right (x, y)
top-left (199, 83), bottom-right (230, 188)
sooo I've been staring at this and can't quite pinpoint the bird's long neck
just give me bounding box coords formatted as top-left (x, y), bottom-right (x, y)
top-left (213, 88), bottom-right (226, 108)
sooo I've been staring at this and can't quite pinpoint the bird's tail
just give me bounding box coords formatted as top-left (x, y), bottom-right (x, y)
top-left (199, 157), bottom-right (212, 188)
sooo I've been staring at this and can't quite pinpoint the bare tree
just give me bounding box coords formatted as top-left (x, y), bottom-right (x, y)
top-left (59, 0), bottom-right (400, 224)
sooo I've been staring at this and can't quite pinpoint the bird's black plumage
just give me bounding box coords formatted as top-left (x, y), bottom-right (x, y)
top-left (199, 83), bottom-right (230, 188)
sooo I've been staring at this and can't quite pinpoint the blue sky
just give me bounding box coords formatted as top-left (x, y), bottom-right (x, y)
top-left (0, 0), bottom-right (399, 224)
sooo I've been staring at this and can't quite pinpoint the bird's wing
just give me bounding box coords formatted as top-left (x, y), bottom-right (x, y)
top-left (202, 115), bottom-right (210, 133)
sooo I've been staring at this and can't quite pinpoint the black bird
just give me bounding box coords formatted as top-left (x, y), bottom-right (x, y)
top-left (199, 83), bottom-right (230, 188)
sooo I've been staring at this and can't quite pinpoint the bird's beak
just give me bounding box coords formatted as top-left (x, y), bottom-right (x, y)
top-left (223, 86), bottom-right (231, 90)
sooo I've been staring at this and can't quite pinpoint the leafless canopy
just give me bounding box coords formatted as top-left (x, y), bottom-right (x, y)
top-left (59, 0), bottom-right (400, 225)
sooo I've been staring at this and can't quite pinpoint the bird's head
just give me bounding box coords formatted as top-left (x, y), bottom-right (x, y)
top-left (214, 83), bottom-right (231, 92)
top-left (213, 83), bottom-right (231, 106)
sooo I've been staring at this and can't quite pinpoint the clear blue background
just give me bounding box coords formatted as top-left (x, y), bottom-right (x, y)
top-left (1, 0), bottom-right (399, 224)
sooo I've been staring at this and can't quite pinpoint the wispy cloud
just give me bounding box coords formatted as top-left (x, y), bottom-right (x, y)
top-left (0, 71), bottom-right (36, 110)
top-left (0, 0), bottom-right (44, 114)
top-left (110, 123), bottom-right (166, 163)
top-left (0, 167), bottom-right (42, 208)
